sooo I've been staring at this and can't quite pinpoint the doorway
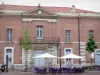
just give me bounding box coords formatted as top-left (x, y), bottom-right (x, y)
top-left (34, 50), bottom-right (45, 67)
top-left (4, 47), bottom-right (14, 68)
top-left (64, 48), bottom-right (72, 64)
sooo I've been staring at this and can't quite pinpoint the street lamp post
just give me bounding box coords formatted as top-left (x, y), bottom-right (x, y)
top-left (59, 49), bottom-right (61, 69)
top-left (6, 55), bottom-right (8, 72)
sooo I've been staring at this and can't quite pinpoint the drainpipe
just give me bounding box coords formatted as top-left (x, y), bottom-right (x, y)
top-left (59, 48), bottom-right (61, 69)
top-left (77, 14), bottom-right (81, 64)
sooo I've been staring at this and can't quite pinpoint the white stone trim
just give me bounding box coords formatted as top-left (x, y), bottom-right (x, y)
top-left (56, 12), bottom-right (100, 18)
top-left (2, 10), bottom-right (100, 18)
top-left (21, 49), bottom-right (32, 65)
top-left (1, 41), bottom-right (100, 44)
top-left (2, 10), bottom-right (24, 13)
top-left (22, 18), bottom-right (57, 22)
top-left (60, 42), bottom-right (65, 43)
top-left (60, 42), bottom-right (86, 44)
top-left (80, 46), bottom-right (85, 48)
top-left (71, 42), bottom-right (100, 44)
top-left (80, 52), bottom-right (85, 55)
top-left (3, 10), bottom-right (24, 15)
top-left (4, 47), bottom-right (14, 65)
top-left (80, 49), bottom-right (85, 52)
top-left (13, 64), bottom-right (24, 69)
top-left (60, 42), bottom-right (100, 44)
top-left (73, 42), bottom-right (86, 44)
top-left (0, 41), bottom-right (19, 43)
top-left (96, 42), bottom-right (100, 43)
top-left (0, 41), bottom-right (5, 43)
top-left (80, 42), bottom-right (86, 63)
top-left (95, 49), bottom-right (100, 63)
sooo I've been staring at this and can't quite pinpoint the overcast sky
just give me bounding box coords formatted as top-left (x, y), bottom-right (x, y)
top-left (0, 0), bottom-right (100, 12)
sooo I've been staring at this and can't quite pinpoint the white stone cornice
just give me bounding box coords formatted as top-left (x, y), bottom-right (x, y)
top-left (22, 18), bottom-right (57, 22)
top-left (96, 42), bottom-right (100, 43)
top-left (0, 41), bottom-right (19, 43)
top-left (3, 10), bottom-right (24, 13)
top-left (0, 41), bottom-right (100, 44)
top-left (1, 10), bottom-right (100, 18)
top-left (60, 42), bottom-right (100, 44)
top-left (56, 12), bottom-right (100, 18)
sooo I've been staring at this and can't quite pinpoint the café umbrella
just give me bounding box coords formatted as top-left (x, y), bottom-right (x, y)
top-left (33, 53), bottom-right (58, 67)
top-left (33, 53), bottom-right (58, 58)
top-left (60, 53), bottom-right (83, 59)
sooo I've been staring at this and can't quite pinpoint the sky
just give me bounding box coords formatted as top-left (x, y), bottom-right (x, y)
top-left (0, 0), bottom-right (100, 12)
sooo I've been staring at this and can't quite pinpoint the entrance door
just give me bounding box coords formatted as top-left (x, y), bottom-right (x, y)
top-left (6, 49), bottom-right (13, 68)
top-left (95, 50), bottom-right (100, 66)
top-left (34, 50), bottom-right (45, 67)
top-left (64, 48), bottom-right (72, 64)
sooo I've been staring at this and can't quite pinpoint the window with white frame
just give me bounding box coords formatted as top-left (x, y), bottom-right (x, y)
top-left (36, 26), bottom-right (43, 39)
top-left (7, 29), bottom-right (12, 41)
top-left (66, 30), bottom-right (70, 42)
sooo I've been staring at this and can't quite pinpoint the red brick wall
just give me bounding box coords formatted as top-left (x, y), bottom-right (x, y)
top-left (0, 13), bottom-right (100, 64)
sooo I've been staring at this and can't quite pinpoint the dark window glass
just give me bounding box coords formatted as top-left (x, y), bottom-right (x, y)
top-left (6, 49), bottom-right (12, 53)
top-left (7, 29), bottom-right (12, 41)
top-left (66, 30), bottom-right (70, 42)
top-left (36, 26), bottom-right (43, 39)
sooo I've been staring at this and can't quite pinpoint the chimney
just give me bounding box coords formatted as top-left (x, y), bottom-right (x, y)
top-left (38, 3), bottom-right (41, 7)
top-left (71, 5), bottom-right (76, 12)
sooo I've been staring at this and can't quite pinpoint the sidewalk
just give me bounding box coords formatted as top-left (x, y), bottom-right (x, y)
top-left (1, 70), bottom-right (100, 75)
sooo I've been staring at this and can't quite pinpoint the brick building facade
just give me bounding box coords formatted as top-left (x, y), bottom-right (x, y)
top-left (0, 4), bottom-right (100, 68)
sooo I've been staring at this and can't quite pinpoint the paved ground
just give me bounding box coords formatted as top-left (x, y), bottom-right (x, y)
top-left (1, 71), bottom-right (100, 75)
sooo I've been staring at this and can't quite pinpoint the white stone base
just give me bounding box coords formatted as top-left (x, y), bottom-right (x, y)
top-left (13, 64), bottom-right (32, 69)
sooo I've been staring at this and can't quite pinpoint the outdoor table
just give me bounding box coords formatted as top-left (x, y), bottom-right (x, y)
top-left (34, 67), bottom-right (47, 73)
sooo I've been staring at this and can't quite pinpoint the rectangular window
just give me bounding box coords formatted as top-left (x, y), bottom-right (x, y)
top-left (66, 30), bottom-right (70, 42)
top-left (36, 26), bottom-right (43, 39)
top-left (89, 30), bottom-right (94, 37)
top-left (7, 29), bottom-right (12, 41)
